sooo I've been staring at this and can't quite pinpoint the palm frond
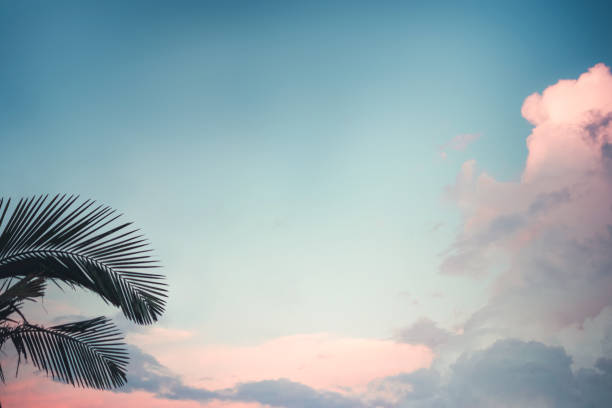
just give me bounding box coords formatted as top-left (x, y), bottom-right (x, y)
top-left (7, 316), bottom-right (128, 389)
top-left (0, 275), bottom-right (46, 303)
top-left (0, 195), bottom-right (166, 324)
top-left (0, 276), bottom-right (45, 321)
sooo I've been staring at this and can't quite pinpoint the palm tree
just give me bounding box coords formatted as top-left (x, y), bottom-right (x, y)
top-left (0, 194), bottom-right (167, 403)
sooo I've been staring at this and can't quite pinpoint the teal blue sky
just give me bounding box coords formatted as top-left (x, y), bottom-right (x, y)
top-left (2, 0), bottom-right (612, 348)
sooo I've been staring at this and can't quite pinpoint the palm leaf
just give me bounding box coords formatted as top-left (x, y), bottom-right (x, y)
top-left (6, 316), bottom-right (128, 389)
top-left (0, 195), bottom-right (166, 324)
top-left (0, 276), bottom-right (46, 321)
top-left (0, 276), bottom-right (46, 302)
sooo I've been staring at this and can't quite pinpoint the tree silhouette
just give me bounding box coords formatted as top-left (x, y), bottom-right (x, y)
top-left (0, 195), bottom-right (167, 404)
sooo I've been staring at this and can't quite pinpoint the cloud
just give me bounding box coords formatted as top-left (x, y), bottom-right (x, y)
top-left (438, 133), bottom-right (480, 158)
top-left (398, 64), bottom-right (612, 408)
top-left (374, 339), bottom-right (612, 408)
top-left (227, 379), bottom-right (365, 408)
top-left (365, 367), bottom-right (441, 406)
top-left (395, 318), bottom-right (454, 348)
top-left (119, 345), bottom-right (217, 401)
top-left (447, 340), bottom-right (575, 407)
top-left (442, 64), bottom-right (612, 336)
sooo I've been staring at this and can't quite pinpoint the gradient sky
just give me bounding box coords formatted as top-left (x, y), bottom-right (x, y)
top-left (2, 1), bottom-right (612, 407)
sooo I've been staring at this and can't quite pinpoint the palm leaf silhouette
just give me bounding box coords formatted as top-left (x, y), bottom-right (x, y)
top-left (5, 316), bottom-right (128, 389)
top-left (0, 275), bottom-right (46, 321)
top-left (0, 194), bottom-right (167, 324)
top-left (0, 194), bottom-right (169, 403)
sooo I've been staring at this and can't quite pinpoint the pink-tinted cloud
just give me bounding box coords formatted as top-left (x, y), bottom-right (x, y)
top-left (140, 333), bottom-right (433, 393)
top-left (442, 63), bottom-right (612, 338)
top-left (438, 133), bottom-right (481, 158)
top-left (446, 63), bottom-right (612, 273)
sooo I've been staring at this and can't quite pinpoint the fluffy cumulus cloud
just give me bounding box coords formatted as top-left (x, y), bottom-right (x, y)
top-left (374, 339), bottom-right (612, 408)
top-left (447, 64), bottom-right (612, 266)
top-left (440, 64), bottom-right (612, 342)
top-left (388, 64), bottom-right (612, 407)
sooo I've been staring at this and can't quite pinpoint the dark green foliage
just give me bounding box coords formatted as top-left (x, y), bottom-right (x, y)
top-left (4, 317), bottom-right (128, 389)
top-left (0, 195), bottom-right (167, 324)
top-left (0, 195), bottom-right (167, 393)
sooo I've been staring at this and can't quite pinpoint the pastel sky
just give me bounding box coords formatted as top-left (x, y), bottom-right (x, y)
top-left (2, 1), bottom-right (612, 407)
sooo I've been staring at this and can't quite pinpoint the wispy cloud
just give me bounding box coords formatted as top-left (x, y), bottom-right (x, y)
top-left (395, 318), bottom-right (454, 349)
top-left (438, 133), bottom-right (481, 159)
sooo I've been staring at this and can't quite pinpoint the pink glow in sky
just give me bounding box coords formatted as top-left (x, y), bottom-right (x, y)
top-left (136, 332), bottom-right (434, 392)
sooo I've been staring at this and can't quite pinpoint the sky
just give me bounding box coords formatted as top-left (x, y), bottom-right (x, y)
top-left (1, 0), bottom-right (612, 407)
